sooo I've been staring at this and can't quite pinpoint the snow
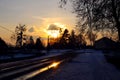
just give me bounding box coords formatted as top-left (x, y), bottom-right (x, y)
top-left (0, 53), bottom-right (34, 60)
top-left (0, 56), bottom-right (11, 60)
top-left (45, 49), bottom-right (120, 80)
top-left (33, 49), bottom-right (72, 60)
top-left (0, 49), bottom-right (71, 62)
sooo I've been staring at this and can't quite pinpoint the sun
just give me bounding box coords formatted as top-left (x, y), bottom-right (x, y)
top-left (47, 30), bottom-right (60, 38)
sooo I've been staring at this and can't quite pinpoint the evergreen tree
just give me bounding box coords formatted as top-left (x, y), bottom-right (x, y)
top-left (35, 37), bottom-right (44, 50)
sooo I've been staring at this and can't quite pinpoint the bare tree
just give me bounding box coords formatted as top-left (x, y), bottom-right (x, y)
top-left (60, 0), bottom-right (120, 41)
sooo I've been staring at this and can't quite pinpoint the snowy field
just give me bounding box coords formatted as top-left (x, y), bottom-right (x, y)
top-left (0, 49), bottom-right (72, 60)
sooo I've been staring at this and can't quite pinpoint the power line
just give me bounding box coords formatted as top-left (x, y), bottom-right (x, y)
top-left (0, 25), bottom-right (14, 33)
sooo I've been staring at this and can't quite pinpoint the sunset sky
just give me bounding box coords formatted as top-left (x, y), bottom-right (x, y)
top-left (0, 0), bottom-right (76, 44)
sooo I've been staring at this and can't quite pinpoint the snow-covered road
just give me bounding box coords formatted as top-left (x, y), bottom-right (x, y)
top-left (46, 50), bottom-right (120, 80)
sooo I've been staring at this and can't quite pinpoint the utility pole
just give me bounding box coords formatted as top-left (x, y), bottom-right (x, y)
top-left (47, 35), bottom-right (50, 54)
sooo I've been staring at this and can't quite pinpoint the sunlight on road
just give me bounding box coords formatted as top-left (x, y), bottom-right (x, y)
top-left (49, 62), bottom-right (60, 68)
top-left (14, 61), bottom-right (61, 80)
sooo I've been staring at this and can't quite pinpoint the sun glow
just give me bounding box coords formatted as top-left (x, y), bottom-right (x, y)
top-left (49, 62), bottom-right (60, 68)
top-left (47, 30), bottom-right (60, 38)
top-left (46, 23), bottom-right (66, 38)
top-left (15, 62), bottom-right (61, 80)
top-left (54, 22), bottom-right (66, 29)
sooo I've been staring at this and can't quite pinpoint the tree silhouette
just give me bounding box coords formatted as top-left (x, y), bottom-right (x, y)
top-left (26, 36), bottom-right (34, 49)
top-left (87, 31), bottom-right (97, 46)
top-left (60, 0), bottom-right (120, 41)
top-left (69, 30), bottom-right (76, 49)
top-left (0, 37), bottom-right (8, 54)
top-left (59, 29), bottom-right (70, 48)
top-left (76, 34), bottom-right (86, 48)
top-left (11, 24), bottom-right (26, 47)
top-left (35, 37), bottom-right (44, 50)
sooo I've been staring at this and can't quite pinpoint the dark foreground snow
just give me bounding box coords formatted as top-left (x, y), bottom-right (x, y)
top-left (0, 49), bottom-right (70, 60)
top-left (46, 50), bottom-right (120, 80)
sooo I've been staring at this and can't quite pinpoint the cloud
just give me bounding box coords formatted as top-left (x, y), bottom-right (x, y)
top-left (47, 24), bottom-right (60, 30)
top-left (28, 27), bottom-right (35, 33)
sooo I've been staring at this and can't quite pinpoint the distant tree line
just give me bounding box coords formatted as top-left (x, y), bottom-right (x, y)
top-left (9, 24), bottom-right (88, 50)
top-left (10, 24), bottom-right (45, 50)
top-left (48, 29), bottom-right (87, 49)
top-left (0, 24), bottom-right (45, 55)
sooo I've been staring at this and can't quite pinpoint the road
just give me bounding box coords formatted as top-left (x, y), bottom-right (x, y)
top-left (30, 49), bottom-right (120, 80)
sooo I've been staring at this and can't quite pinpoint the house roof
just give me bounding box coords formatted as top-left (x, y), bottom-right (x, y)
top-left (94, 37), bottom-right (118, 49)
